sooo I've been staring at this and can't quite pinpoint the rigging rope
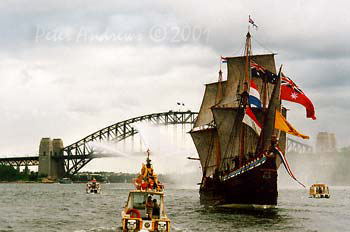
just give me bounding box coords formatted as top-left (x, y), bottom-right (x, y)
top-left (251, 36), bottom-right (275, 54)
top-left (231, 41), bottom-right (245, 57)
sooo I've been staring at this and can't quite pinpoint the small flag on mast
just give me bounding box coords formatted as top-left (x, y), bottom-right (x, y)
top-left (249, 15), bottom-right (258, 29)
top-left (221, 56), bottom-right (228, 63)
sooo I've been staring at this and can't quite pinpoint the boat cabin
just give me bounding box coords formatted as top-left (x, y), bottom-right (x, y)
top-left (121, 190), bottom-right (170, 232)
top-left (86, 179), bottom-right (101, 194)
top-left (309, 184), bottom-right (330, 198)
top-left (59, 178), bottom-right (72, 184)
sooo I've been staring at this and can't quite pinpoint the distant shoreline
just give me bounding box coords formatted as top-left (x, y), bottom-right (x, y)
top-left (0, 181), bottom-right (37, 184)
top-left (0, 181), bottom-right (132, 184)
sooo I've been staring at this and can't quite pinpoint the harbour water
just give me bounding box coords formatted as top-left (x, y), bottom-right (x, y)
top-left (0, 183), bottom-right (349, 232)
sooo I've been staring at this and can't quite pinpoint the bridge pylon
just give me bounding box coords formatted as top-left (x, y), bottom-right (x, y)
top-left (38, 138), bottom-right (65, 179)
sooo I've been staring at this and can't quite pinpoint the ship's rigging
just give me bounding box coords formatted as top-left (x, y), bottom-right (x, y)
top-left (190, 18), bottom-right (314, 206)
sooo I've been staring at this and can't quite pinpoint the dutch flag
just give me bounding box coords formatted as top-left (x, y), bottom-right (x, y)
top-left (249, 79), bottom-right (262, 109)
top-left (242, 107), bottom-right (262, 135)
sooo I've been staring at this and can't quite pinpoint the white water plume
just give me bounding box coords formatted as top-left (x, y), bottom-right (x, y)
top-left (86, 140), bottom-right (147, 173)
top-left (86, 122), bottom-right (201, 186)
top-left (90, 141), bottom-right (144, 159)
top-left (131, 122), bottom-right (201, 186)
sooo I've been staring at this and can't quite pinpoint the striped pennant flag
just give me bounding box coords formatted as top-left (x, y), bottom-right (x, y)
top-left (274, 146), bottom-right (305, 188)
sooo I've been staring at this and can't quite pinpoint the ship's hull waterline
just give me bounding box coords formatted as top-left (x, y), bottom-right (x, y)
top-left (199, 156), bottom-right (278, 207)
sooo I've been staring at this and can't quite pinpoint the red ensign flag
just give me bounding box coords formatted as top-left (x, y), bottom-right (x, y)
top-left (281, 73), bottom-right (316, 120)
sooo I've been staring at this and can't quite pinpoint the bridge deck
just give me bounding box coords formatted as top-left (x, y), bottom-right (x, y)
top-left (0, 156), bottom-right (39, 166)
top-left (0, 111), bottom-right (312, 175)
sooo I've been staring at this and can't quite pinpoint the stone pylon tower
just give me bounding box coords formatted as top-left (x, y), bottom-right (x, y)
top-left (329, 133), bottom-right (337, 151)
top-left (52, 138), bottom-right (65, 178)
top-left (38, 138), bottom-right (65, 179)
top-left (316, 132), bottom-right (337, 152)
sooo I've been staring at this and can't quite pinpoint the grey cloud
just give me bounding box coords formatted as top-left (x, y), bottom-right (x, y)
top-left (1, 0), bottom-right (350, 160)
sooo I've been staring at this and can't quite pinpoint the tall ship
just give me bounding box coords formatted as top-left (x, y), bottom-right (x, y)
top-left (190, 21), bottom-right (315, 207)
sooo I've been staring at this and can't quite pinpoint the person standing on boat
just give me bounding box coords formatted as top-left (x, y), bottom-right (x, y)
top-left (152, 199), bottom-right (160, 217)
top-left (145, 196), bottom-right (154, 219)
top-left (143, 159), bottom-right (154, 178)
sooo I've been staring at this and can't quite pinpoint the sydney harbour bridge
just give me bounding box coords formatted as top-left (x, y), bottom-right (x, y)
top-left (0, 110), bottom-right (312, 178)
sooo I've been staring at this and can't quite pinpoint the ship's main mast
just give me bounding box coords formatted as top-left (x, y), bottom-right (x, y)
top-left (239, 31), bottom-right (252, 166)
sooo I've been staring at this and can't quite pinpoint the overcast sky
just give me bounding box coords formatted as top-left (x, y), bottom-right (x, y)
top-left (0, 1), bottom-right (349, 172)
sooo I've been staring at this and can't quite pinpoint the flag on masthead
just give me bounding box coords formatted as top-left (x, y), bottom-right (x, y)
top-left (249, 15), bottom-right (258, 29)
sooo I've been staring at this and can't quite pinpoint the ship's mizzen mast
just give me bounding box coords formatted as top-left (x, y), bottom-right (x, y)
top-left (214, 68), bottom-right (223, 169)
top-left (215, 69), bottom-right (223, 105)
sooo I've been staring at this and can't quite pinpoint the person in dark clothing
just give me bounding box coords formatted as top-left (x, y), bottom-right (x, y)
top-left (145, 196), bottom-right (154, 219)
top-left (152, 199), bottom-right (160, 218)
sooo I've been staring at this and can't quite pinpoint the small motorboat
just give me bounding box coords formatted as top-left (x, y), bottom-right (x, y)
top-left (309, 183), bottom-right (330, 198)
top-left (121, 150), bottom-right (170, 232)
top-left (58, 178), bottom-right (73, 184)
top-left (41, 177), bottom-right (55, 184)
top-left (86, 178), bottom-right (101, 194)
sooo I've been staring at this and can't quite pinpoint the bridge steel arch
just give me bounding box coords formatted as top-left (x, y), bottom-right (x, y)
top-left (62, 111), bottom-right (198, 176)
top-left (0, 111), bottom-right (313, 176)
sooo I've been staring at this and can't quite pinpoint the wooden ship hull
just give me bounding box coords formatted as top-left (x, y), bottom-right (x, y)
top-left (199, 156), bottom-right (278, 207)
